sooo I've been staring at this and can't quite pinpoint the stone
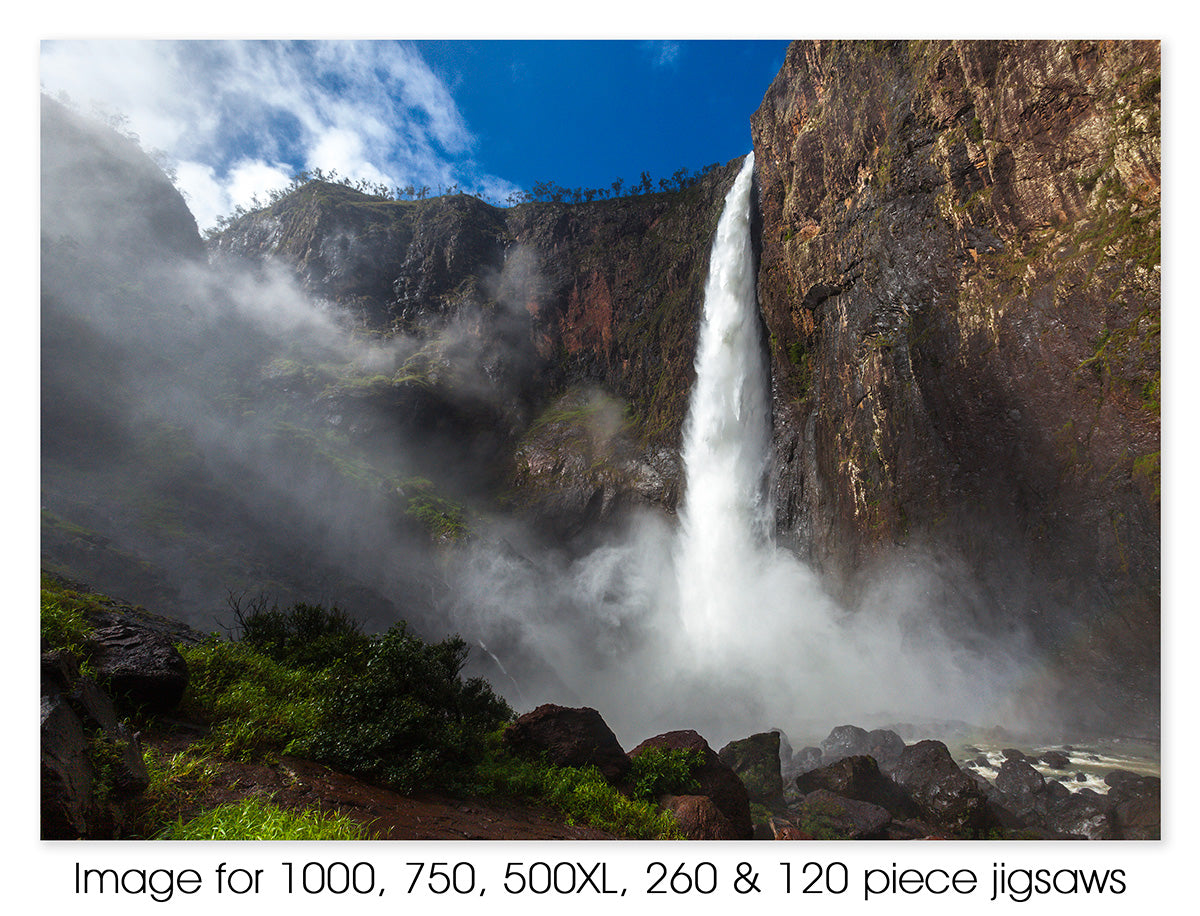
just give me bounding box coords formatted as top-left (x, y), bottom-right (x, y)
top-left (793, 754), bottom-right (915, 818)
top-left (658, 795), bottom-right (740, 840)
top-left (1040, 750), bottom-right (1071, 769)
top-left (88, 622), bottom-right (189, 714)
top-left (718, 731), bottom-right (785, 812)
top-left (503, 704), bottom-right (630, 783)
top-left (888, 740), bottom-right (991, 835)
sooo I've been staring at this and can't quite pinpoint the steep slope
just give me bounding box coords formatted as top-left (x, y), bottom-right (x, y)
top-left (751, 40), bottom-right (1160, 729)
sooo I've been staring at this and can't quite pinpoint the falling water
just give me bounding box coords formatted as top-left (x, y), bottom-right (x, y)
top-left (676, 152), bottom-right (774, 655)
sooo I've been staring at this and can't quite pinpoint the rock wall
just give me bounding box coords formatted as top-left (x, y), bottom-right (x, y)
top-left (751, 40), bottom-right (1160, 727)
top-left (212, 164), bottom-right (743, 455)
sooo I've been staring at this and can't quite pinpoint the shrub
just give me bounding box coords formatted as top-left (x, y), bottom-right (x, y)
top-left (628, 747), bottom-right (705, 800)
top-left (306, 622), bottom-right (513, 793)
top-left (158, 797), bottom-right (370, 840)
top-left (229, 595), bottom-right (370, 671)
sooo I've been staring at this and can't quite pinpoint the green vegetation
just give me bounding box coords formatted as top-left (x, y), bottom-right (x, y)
top-left (397, 477), bottom-right (470, 542)
top-left (47, 580), bottom-right (686, 840)
top-left (627, 747), bottom-right (705, 800)
top-left (470, 747), bottom-right (684, 839)
top-left (181, 603), bottom-right (511, 794)
top-left (158, 797), bottom-right (371, 840)
top-left (305, 622), bottom-right (512, 793)
top-left (40, 574), bottom-right (97, 661)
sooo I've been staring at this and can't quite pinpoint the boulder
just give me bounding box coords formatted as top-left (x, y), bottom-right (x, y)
top-left (40, 680), bottom-right (149, 840)
top-left (41, 694), bottom-right (93, 838)
top-left (888, 740), bottom-right (991, 835)
top-left (659, 794), bottom-right (741, 840)
top-left (793, 754), bottom-right (915, 818)
top-left (1040, 750), bottom-right (1071, 769)
top-left (1106, 773), bottom-right (1160, 839)
top-left (993, 758), bottom-right (1046, 818)
top-left (88, 622), bottom-right (189, 714)
top-left (503, 704), bottom-right (630, 783)
top-left (819, 724), bottom-right (870, 762)
top-left (1038, 788), bottom-right (1118, 840)
top-left (788, 789), bottom-right (892, 839)
top-left (630, 730), bottom-right (752, 839)
top-left (793, 745), bottom-right (823, 774)
top-left (817, 724), bottom-right (906, 770)
top-left (718, 731), bottom-right (785, 812)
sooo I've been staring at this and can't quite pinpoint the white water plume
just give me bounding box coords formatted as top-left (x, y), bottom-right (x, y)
top-left (676, 152), bottom-right (774, 658)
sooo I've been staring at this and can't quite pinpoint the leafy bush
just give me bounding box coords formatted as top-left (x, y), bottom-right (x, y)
top-left (229, 594), bottom-right (369, 671)
top-left (158, 797), bottom-right (370, 840)
top-left (628, 747), bottom-right (705, 801)
top-left (306, 622), bottom-right (512, 793)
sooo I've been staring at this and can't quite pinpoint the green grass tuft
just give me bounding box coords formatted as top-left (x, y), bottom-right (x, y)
top-left (158, 796), bottom-right (371, 840)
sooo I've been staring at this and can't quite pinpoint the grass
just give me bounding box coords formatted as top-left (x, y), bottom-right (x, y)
top-left (470, 748), bottom-right (684, 839)
top-left (157, 796), bottom-right (372, 840)
top-left (40, 573), bottom-right (99, 662)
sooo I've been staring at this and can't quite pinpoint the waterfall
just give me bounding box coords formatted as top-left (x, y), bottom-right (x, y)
top-left (676, 152), bottom-right (774, 652)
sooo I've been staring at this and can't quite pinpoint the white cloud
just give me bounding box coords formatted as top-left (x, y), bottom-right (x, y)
top-left (40, 40), bottom-right (513, 228)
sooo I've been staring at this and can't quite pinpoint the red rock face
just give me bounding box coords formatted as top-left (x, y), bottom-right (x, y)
top-left (751, 40), bottom-right (1160, 730)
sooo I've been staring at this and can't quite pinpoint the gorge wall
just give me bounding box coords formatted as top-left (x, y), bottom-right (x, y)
top-left (751, 40), bottom-right (1160, 726)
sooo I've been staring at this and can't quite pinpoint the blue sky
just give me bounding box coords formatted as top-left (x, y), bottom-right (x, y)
top-left (39, 40), bottom-right (789, 228)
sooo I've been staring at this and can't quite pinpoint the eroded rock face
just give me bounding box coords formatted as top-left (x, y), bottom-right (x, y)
top-left (751, 40), bottom-right (1160, 732)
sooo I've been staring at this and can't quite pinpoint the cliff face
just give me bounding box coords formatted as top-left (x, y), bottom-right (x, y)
top-left (751, 40), bottom-right (1160, 720)
top-left (212, 164), bottom-right (743, 525)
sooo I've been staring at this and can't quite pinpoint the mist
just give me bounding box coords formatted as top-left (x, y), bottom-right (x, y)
top-left (43, 96), bottom-right (1047, 751)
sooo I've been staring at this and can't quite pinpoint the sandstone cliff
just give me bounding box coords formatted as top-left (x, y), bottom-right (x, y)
top-left (751, 40), bottom-right (1160, 726)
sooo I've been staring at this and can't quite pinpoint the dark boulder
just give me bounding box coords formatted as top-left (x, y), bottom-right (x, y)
top-left (659, 794), bottom-right (740, 840)
top-left (629, 730), bottom-right (752, 839)
top-left (793, 745), bottom-right (824, 774)
top-left (88, 622), bottom-right (189, 714)
top-left (788, 789), bottom-right (892, 839)
top-left (503, 704), bottom-right (630, 783)
top-left (819, 724), bottom-right (870, 762)
top-left (888, 740), bottom-right (991, 835)
top-left (993, 758), bottom-right (1046, 818)
top-left (1040, 750), bottom-right (1071, 769)
top-left (718, 731), bottom-right (785, 812)
top-left (40, 666), bottom-right (149, 839)
top-left (817, 724), bottom-right (906, 770)
top-left (1038, 788), bottom-right (1118, 840)
top-left (793, 754), bottom-right (915, 818)
top-left (1106, 773), bottom-right (1160, 839)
